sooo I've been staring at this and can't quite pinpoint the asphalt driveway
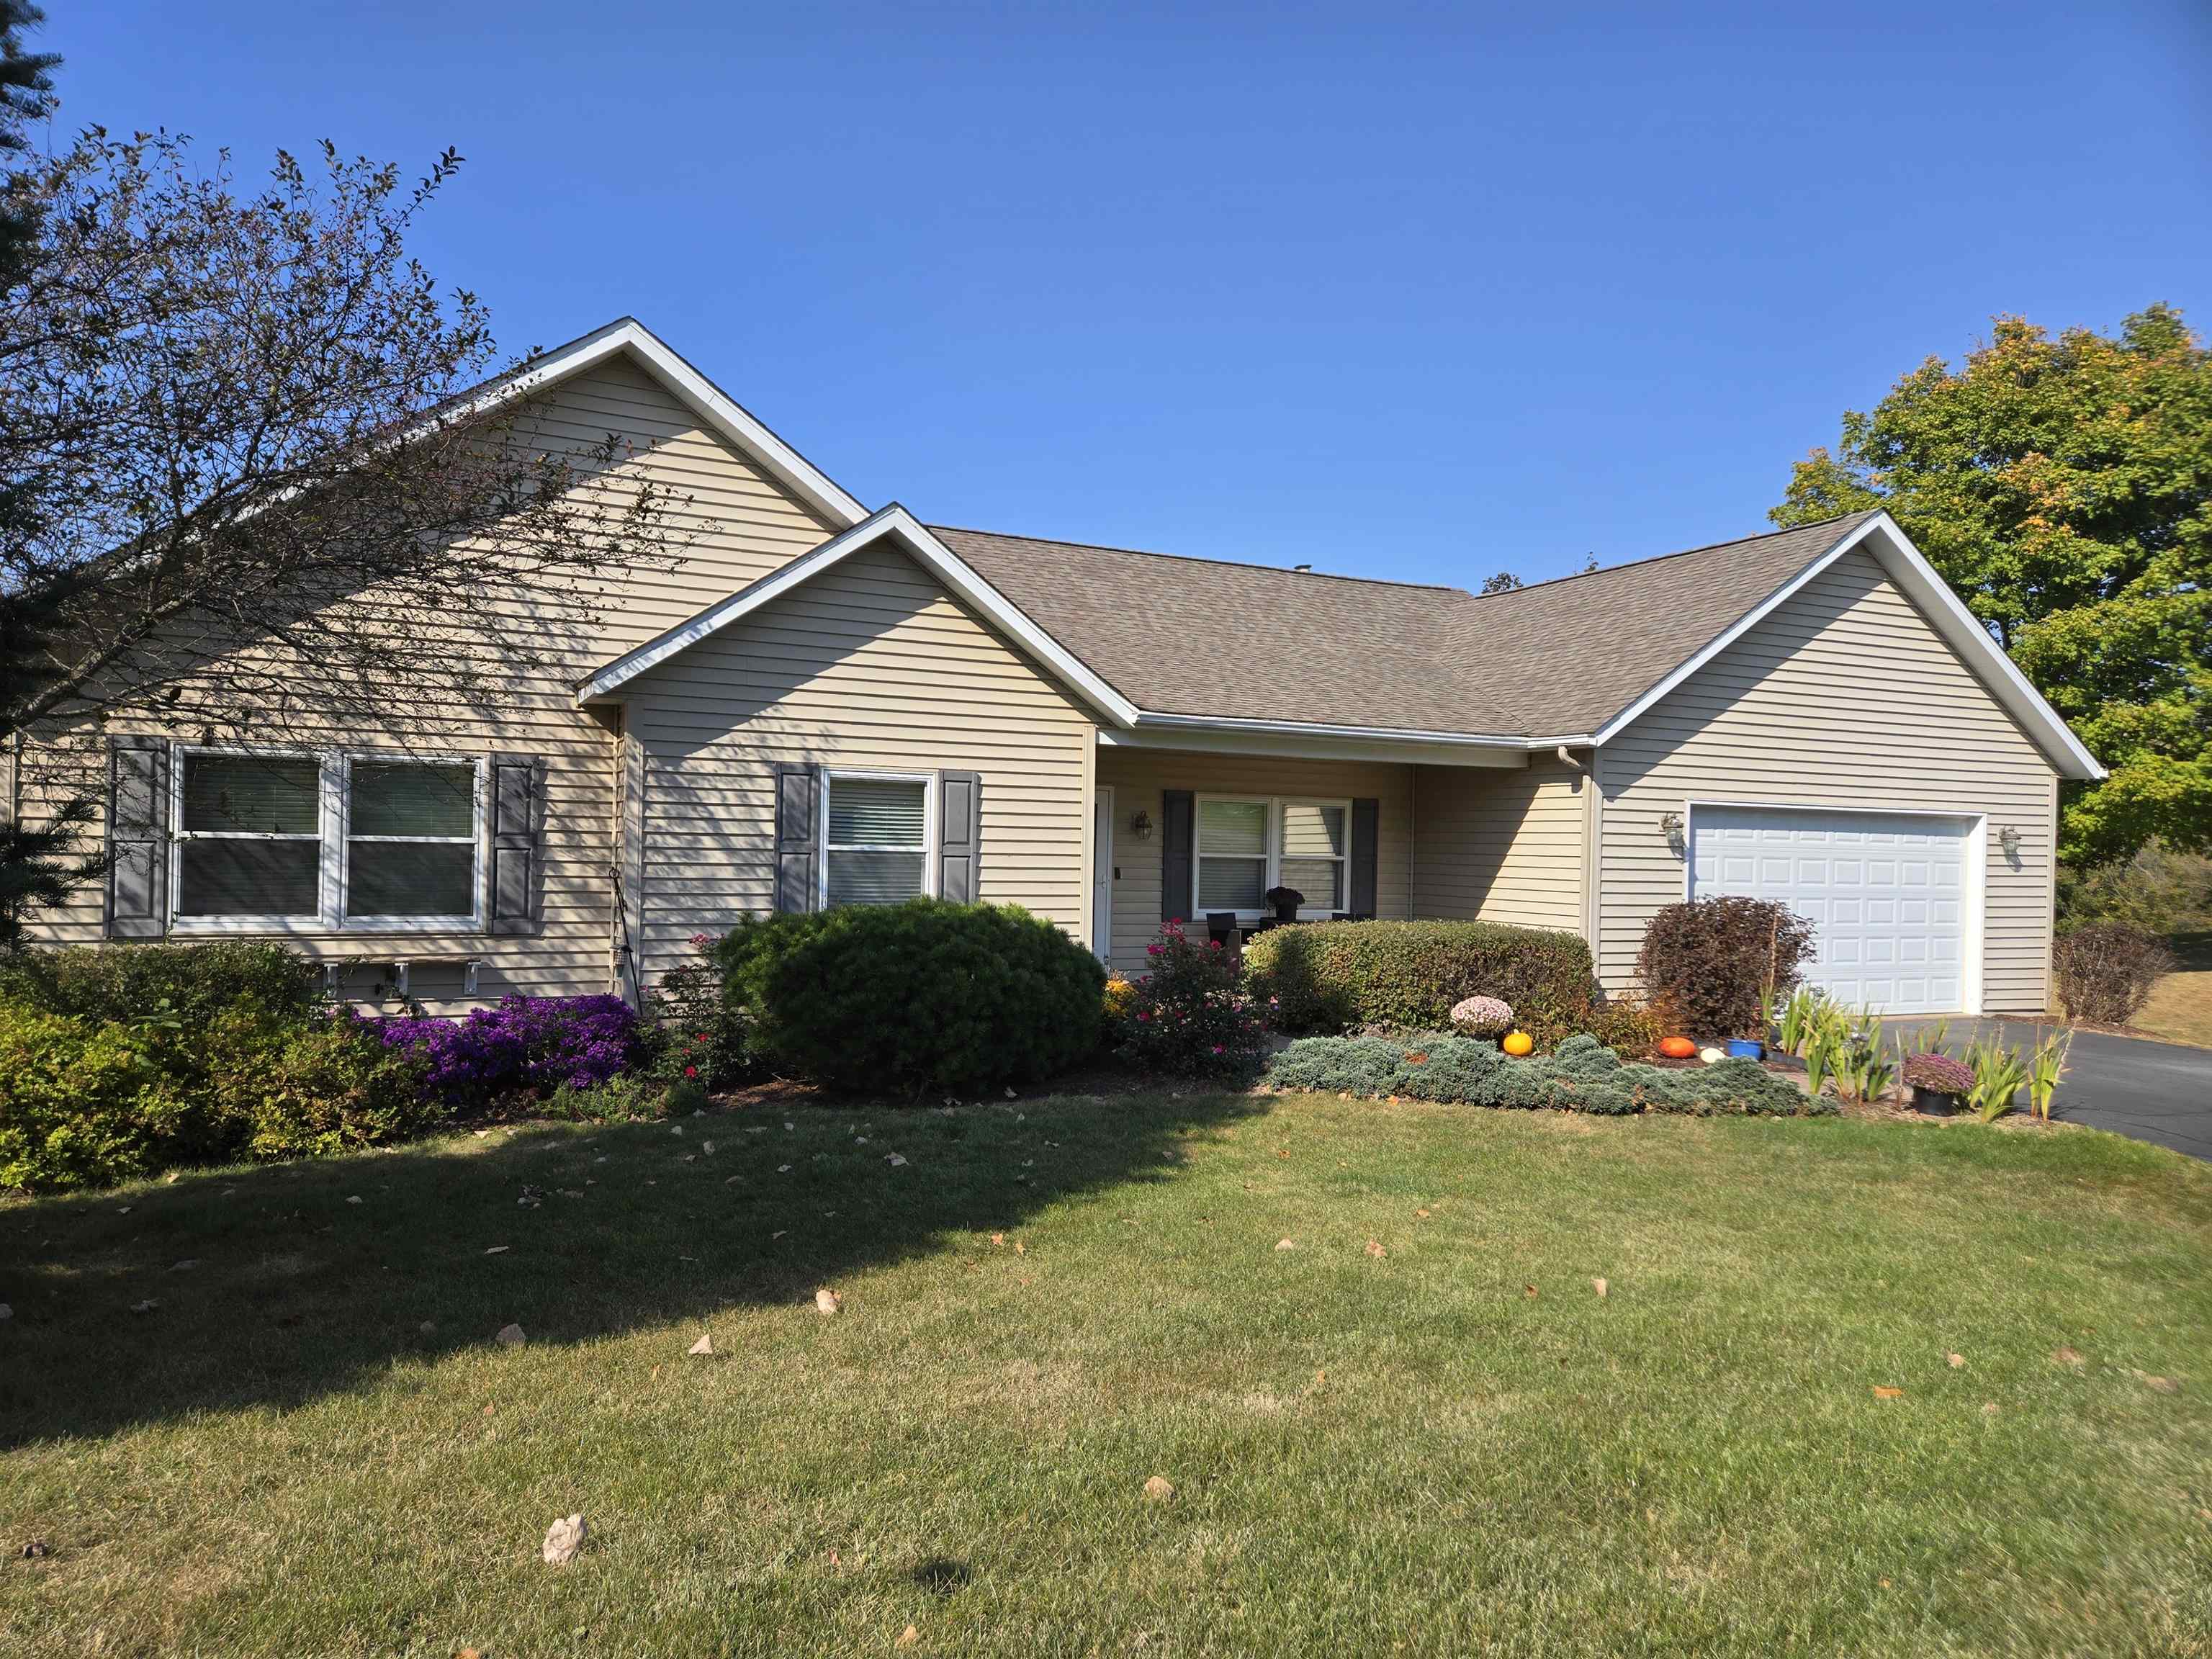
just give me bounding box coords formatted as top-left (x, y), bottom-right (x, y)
top-left (1887, 1019), bottom-right (2212, 1160)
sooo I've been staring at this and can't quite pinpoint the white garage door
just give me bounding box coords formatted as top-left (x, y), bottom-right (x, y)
top-left (1688, 805), bottom-right (1975, 1015)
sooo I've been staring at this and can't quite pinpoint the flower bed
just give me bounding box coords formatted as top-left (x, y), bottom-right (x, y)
top-left (1263, 1032), bottom-right (1828, 1117)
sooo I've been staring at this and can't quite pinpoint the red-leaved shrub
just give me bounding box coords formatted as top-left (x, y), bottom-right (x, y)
top-left (1636, 897), bottom-right (1815, 1040)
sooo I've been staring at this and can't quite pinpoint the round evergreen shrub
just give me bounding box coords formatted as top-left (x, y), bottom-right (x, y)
top-left (716, 898), bottom-right (1106, 1096)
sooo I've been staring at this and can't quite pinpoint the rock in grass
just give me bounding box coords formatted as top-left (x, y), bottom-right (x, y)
top-left (814, 1288), bottom-right (842, 1316)
top-left (1142, 1475), bottom-right (1174, 1501)
top-left (688, 1333), bottom-right (714, 1356)
top-left (541, 1512), bottom-right (588, 1565)
top-left (495, 1323), bottom-right (526, 1346)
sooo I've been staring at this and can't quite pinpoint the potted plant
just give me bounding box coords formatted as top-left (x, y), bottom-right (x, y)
top-left (1901, 1051), bottom-right (1974, 1117)
top-left (1264, 885), bottom-right (1304, 924)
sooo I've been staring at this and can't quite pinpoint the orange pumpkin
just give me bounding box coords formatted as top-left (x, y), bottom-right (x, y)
top-left (1501, 1030), bottom-right (1534, 1057)
top-left (1658, 1035), bottom-right (1698, 1059)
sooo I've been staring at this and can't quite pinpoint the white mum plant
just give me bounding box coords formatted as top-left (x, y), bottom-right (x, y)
top-left (1449, 995), bottom-right (1514, 1038)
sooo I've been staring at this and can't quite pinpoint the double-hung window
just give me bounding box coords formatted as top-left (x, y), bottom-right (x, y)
top-left (822, 772), bottom-right (932, 907)
top-left (1192, 795), bottom-right (1352, 920)
top-left (171, 747), bottom-right (485, 930)
top-left (177, 752), bottom-right (324, 921)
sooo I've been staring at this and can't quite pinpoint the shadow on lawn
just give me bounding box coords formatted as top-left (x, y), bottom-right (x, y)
top-left (0, 1087), bottom-right (1267, 1449)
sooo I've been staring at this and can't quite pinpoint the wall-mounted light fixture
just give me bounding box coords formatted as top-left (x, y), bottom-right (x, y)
top-left (1130, 809), bottom-right (1153, 841)
top-left (1659, 810), bottom-right (1686, 856)
top-left (1998, 824), bottom-right (2023, 859)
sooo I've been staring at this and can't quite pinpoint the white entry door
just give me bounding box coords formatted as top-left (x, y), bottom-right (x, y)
top-left (1091, 787), bottom-right (1114, 964)
top-left (1687, 804), bottom-right (1977, 1015)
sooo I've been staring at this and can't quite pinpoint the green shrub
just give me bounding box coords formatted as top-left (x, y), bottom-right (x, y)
top-left (1261, 1029), bottom-right (1826, 1118)
top-left (0, 940), bottom-right (318, 1025)
top-left (716, 898), bottom-right (1107, 1096)
top-left (1243, 919), bottom-right (1600, 1043)
top-left (0, 1007), bottom-right (194, 1191)
top-left (215, 1014), bottom-right (439, 1160)
top-left (546, 1071), bottom-right (684, 1123)
top-left (642, 933), bottom-right (750, 1090)
top-left (1635, 898), bottom-right (1815, 1040)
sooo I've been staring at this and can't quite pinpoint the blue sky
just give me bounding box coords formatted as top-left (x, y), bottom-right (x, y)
top-left (45, 1), bottom-right (2212, 586)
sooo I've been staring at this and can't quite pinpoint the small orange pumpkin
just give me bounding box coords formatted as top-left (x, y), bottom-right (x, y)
top-left (1659, 1035), bottom-right (1698, 1059)
top-left (1501, 1030), bottom-right (1535, 1057)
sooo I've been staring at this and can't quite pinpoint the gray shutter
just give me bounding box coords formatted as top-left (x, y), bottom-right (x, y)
top-left (487, 753), bottom-right (547, 936)
top-left (1349, 797), bottom-right (1379, 918)
top-left (106, 736), bottom-right (170, 939)
top-left (938, 770), bottom-right (982, 904)
top-left (773, 763), bottom-right (820, 914)
top-left (1160, 789), bottom-right (1194, 925)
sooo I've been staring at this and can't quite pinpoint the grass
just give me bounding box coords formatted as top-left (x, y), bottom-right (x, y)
top-left (4, 1092), bottom-right (2211, 1657)
top-left (2140, 928), bottom-right (2212, 1048)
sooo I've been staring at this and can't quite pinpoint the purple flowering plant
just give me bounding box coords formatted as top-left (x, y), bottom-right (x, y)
top-left (378, 994), bottom-right (642, 1104)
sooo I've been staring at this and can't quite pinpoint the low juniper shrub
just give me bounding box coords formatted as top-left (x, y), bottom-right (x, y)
top-left (1264, 1030), bottom-right (1825, 1117)
top-left (1118, 919), bottom-right (1272, 1079)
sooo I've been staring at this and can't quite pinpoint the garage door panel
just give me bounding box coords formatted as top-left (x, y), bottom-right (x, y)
top-left (1688, 805), bottom-right (1974, 1016)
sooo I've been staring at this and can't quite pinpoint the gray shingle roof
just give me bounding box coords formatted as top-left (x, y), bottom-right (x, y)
top-left (930, 511), bottom-right (1879, 739)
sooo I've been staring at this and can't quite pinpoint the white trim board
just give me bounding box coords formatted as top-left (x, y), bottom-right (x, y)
top-left (1591, 513), bottom-right (2105, 782)
top-left (577, 504), bottom-right (1143, 725)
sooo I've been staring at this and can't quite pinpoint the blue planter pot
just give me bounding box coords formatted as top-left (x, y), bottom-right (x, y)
top-left (1725, 1038), bottom-right (1766, 1061)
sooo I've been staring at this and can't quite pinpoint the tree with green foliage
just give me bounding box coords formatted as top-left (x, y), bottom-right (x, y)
top-left (1772, 305), bottom-right (2211, 868)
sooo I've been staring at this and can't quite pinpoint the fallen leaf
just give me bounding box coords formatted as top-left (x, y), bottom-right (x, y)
top-left (2052, 1346), bottom-right (2085, 1368)
top-left (129, 1299), bottom-right (158, 1315)
top-left (344, 1195), bottom-right (362, 1205)
top-left (1013, 1240), bottom-right (1026, 1256)
top-left (1947, 1352), bottom-right (1965, 1368)
top-left (1142, 1475), bottom-right (1174, 1501)
top-left (777, 1164), bottom-right (792, 1174)
top-left (1591, 1277), bottom-right (1608, 1298)
top-left (688, 1334), bottom-right (714, 1356)
top-left (1364, 1239), bottom-right (1386, 1259)
top-left (418, 1320), bottom-right (436, 1334)
top-left (482, 1403), bottom-right (496, 1416)
top-left (1413, 1208), bottom-right (1430, 1219)
top-left (1982, 1401), bottom-right (2000, 1415)
top-left (1872, 1385), bottom-right (1904, 1400)
top-left (1523, 1285), bottom-right (1537, 1299)
top-left (483, 1246), bottom-right (509, 1256)
top-left (171, 1259), bottom-right (197, 1272)
top-left (495, 1323), bottom-right (526, 1346)
top-left (2143, 1375), bottom-right (2180, 1394)
top-left (1274, 1238), bottom-right (1297, 1251)
top-left (541, 1512), bottom-right (587, 1566)
top-left (898, 1626), bottom-right (920, 1648)
top-left (886, 1154), bottom-right (907, 1168)
top-left (815, 1287), bottom-right (842, 1316)
top-left (990, 1232), bottom-right (1004, 1246)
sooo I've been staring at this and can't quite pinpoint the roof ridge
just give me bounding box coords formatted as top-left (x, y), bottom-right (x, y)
top-left (1464, 509), bottom-right (1881, 602)
top-left (927, 522), bottom-right (1470, 595)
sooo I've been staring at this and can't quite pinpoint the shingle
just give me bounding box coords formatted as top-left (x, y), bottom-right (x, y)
top-left (930, 512), bottom-right (1879, 738)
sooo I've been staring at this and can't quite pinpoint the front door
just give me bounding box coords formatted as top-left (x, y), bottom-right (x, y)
top-left (1092, 786), bottom-right (1114, 964)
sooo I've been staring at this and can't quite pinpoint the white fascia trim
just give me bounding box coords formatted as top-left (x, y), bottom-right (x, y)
top-left (1589, 512), bottom-right (2106, 782)
top-left (576, 505), bottom-right (1142, 725)
top-left (449, 318), bottom-right (869, 530)
top-left (1125, 710), bottom-right (1577, 749)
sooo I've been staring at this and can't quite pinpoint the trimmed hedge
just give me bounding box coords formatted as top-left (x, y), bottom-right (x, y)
top-left (0, 940), bottom-right (318, 1025)
top-left (1242, 919), bottom-right (1601, 1043)
top-left (1264, 1031), bottom-right (1829, 1117)
top-left (717, 898), bottom-right (1107, 1095)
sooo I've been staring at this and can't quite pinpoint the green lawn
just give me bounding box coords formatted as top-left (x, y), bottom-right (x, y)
top-left (4, 1091), bottom-right (2210, 1657)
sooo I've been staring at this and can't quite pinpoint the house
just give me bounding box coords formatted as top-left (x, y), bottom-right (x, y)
top-left (9, 318), bottom-right (2105, 1017)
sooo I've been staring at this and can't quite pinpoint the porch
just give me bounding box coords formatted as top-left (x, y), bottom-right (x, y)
top-left (1090, 740), bottom-right (1590, 979)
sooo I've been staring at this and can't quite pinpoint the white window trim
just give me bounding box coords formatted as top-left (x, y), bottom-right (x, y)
top-left (1192, 793), bottom-right (1353, 924)
top-left (818, 768), bottom-right (938, 909)
top-left (168, 744), bottom-right (488, 936)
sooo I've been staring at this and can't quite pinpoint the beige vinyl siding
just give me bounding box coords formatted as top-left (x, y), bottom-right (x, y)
top-left (14, 351), bottom-right (840, 1009)
top-left (1596, 547), bottom-right (2061, 1014)
top-left (1094, 749), bottom-right (1413, 976)
top-left (624, 541), bottom-right (1095, 984)
top-left (1411, 755), bottom-right (1588, 933)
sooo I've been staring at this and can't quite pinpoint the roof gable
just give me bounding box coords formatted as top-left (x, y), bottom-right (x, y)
top-left (576, 505), bottom-right (1140, 724)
